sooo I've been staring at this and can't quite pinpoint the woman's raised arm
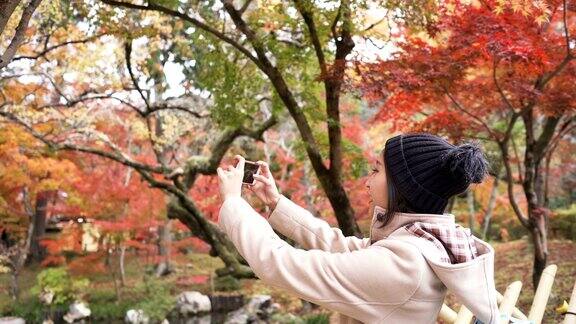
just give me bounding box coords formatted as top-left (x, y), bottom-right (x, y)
top-left (248, 160), bottom-right (369, 252)
top-left (267, 194), bottom-right (371, 252)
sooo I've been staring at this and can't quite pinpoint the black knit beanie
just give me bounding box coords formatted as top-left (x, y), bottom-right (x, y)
top-left (383, 132), bottom-right (489, 214)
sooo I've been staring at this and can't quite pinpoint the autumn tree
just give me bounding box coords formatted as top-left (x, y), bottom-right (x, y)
top-left (0, 9), bottom-right (280, 278)
top-left (91, 0), bottom-right (444, 237)
top-left (0, 124), bottom-right (82, 299)
top-left (1, 0), bottom-right (447, 280)
top-left (357, 0), bottom-right (575, 286)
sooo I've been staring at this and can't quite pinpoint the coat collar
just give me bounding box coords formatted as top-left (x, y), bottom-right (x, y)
top-left (369, 205), bottom-right (456, 244)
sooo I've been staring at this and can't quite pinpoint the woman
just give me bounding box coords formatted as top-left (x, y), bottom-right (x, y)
top-left (216, 133), bottom-right (499, 324)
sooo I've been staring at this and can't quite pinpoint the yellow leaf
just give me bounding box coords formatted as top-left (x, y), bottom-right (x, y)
top-left (556, 300), bottom-right (569, 314)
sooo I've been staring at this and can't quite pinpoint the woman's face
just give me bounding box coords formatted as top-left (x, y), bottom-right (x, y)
top-left (366, 152), bottom-right (388, 209)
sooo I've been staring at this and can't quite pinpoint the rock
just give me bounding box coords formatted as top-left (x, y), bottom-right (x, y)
top-left (245, 295), bottom-right (272, 314)
top-left (0, 317), bottom-right (25, 324)
top-left (270, 302), bottom-right (282, 313)
top-left (39, 288), bottom-right (54, 305)
top-left (63, 301), bottom-right (91, 323)
top-left (175, 291), bottom-right (211, 316)
top-left (181, 314), bottom-right (212, 323)
top-left (125, 309), bottom-right (149, 324)
top-left (246, 295), bottom-right (279, 318)
top-left (223, 308), bottom-right (252, 324)
top-left (224, 295), bottom-right (278, 323)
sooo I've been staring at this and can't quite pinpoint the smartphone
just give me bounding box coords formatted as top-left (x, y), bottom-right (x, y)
top-left (240, 160), bottom-right (260, 185)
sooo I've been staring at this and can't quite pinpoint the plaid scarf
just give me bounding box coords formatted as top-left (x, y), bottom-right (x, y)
top-left (405, 221), bottom-right (479, 264)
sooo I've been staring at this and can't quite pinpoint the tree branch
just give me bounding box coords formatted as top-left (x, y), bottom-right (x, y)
top-left (0, 1), bottom-right (21, 37)
top-left (442, 86), bottom-right (498, 139)
top-left (562, 0), bottom-right (572, 57)
top-left (498, 138), bottom-right (530, 227)
top-left (124, 40), bottom-right (150, 109)
top-left (239, 0), bottom-right (253, 14)
top-left (221, 0), bottom-right (328, 174)
top-left (100, 0), bottom-right (262, 70)
top-left (534, 116), bottom-right (561, 160)
top-left (0, 109), bottom-right (168, 174)
top-left (536, 54), bottom-right (573, 90)
top-left (0, 0), bottom-right (43, 70)
top-left (12, 33), bottom-right (105, 61)
top-left (294, 0), bottom-right (327, 76)
top-left (183, 115), bottom-right (278, 187)
top-left (492, 58), bottom-right (517, 113)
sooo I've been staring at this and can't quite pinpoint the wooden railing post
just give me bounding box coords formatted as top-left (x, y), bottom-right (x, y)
top-left (499, 281), bottom-right (523, 324)
top-left (528, 264), bottom-right (557, 324)
top-left (564, 279), bottom-right (576, 324)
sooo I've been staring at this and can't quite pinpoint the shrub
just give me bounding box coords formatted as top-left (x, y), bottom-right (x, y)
top-left (31, 267), bottom-right (90, 306)
top-left (3, 297), bottom-right (44, 323)
top-left (214, 275), bottom-right (241, 291)
top-left (132, 278), bottom-right (175, 322)
top-left (550, 204), bottom-right (576, 241)
top-left (303, 313), bottom-right (331, 324)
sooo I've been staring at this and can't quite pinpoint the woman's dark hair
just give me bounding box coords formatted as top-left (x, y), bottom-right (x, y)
top-left (375, 148), bottom-right (415, 228)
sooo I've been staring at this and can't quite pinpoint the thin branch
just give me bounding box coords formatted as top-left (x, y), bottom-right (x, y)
top-left (363, 17), bottom-right (386, 33)
top-left (12, 34), bottom-right (105, 61)
top-left (271, 32), bottom-right (305, 48)
top-left (537, 54), bottom-right (573, 90)
top-left (330, 5), bottom-right (342, 40)
top-left (534, 115), bottom-right (561, 160)
top-left (37, 93), bottom-right (139, 111)
top-left (511, 134), bottom-right (524, 184)
top-left (562, 0), bottom-right (571, 57)
top-left (146, 103), bottom-right (210, 118)
top-left (239, 0), bottom-right (253, 14)
top-left (0, 109), bottom-right (168, 174)
top-left (492, 58), bottom-right (517, 113)
top-left (100, 0), bottom-right (263, 70)
top-left (33, 74), bottom-right (208, 119)
top-left (498, 139), bottom-right (530, 227)
top-left (124, 40), bottom-right (150, 109)
top-left (294, 0), bottom-right (327, 75)
top-left (442, 86), bottom-right (497, 139)
top-left (543, 115), bottom-right (575, 157)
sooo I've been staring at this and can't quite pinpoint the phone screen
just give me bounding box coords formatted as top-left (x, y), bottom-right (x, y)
top-left (242, 161), bottom-right (260, 184)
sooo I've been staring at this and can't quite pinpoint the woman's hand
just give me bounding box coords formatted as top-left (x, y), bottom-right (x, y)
top-left (217, 155), bottom-right (245, 202)
top-left (247, 161), bottom-right (281, 211)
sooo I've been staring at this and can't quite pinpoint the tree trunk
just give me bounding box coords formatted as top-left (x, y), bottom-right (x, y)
top-left (0, 0), bottom-right (43, 69)
top-left (105, 247), bottom-right (122, 301)
top-left (119, 244), bottom-right (126, 286)
top-left (313, 168), bottom-right (362, 237)
top-left (446, 196), bottom-right (456, 213)
top-left (29, 192), bottom-right (49, 263)
top-left (155, 219), bottom-right (172, 277)
top-left (10, 270), bottom-right (19, 301)
top-left (482, 171), bottom-right (500, 240)
top-left (521, 111), bottom-right (558, 288)
top-left (167, 199), bottom-right (255, 279)
top-left (0, 0), bottom-right (20, 36)
top-left (531, 225), bottom-right (548, 288)
top-left (467, 189), bottom-right (475, 234)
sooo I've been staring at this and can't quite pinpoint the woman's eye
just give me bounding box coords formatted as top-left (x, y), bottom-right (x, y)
top-left (371, 168), bottom-right (378, 173)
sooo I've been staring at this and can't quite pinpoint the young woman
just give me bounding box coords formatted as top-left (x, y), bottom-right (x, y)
top-left (216, 132), bottom-right (499, 324)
